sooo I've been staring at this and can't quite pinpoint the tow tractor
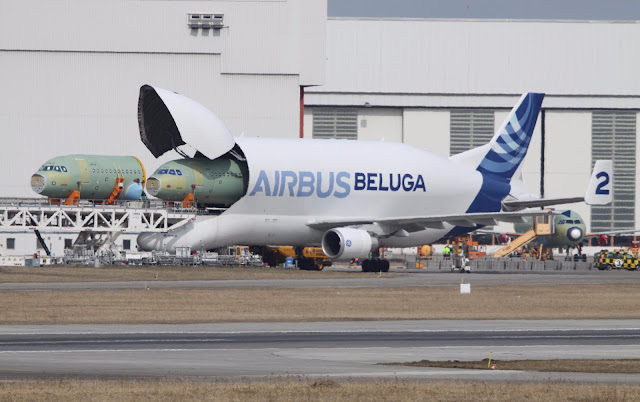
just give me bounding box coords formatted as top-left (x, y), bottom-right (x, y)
top-left (259, 246), bottom-right (331, 270)
top-left (450, 237), bottom-right (486, 272)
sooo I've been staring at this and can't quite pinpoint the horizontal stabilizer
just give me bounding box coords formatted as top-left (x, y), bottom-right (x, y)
top-left (503, 197), bottom-right (585, 210)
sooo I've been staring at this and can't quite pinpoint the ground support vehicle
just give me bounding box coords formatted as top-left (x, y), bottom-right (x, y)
top-left (260, 246), bottom-right (331, 270)
top-left (594, 249), bottom-right (639, 271)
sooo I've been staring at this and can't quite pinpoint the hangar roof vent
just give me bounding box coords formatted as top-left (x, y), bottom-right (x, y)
top-left (188, 13), bottom-right (224, 29)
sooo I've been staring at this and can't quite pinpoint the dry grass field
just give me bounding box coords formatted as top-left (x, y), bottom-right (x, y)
top-left (1, 379), bottom-right (639, 402)
top-left (386, 359), bottom-right (640, 373)
top-left (1, 284), bottom-right (638, 323)
top-left (0, 266), bottom-right (363, 283)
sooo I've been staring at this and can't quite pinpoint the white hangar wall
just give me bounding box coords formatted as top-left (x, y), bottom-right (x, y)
top-left (305, 18), bottom-right (640, 233)
top-left (0, 0), bottom-right (326, 198)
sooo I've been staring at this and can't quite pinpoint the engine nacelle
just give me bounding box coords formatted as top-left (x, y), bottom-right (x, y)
top-left (321, 228), bottom-right (378, 260)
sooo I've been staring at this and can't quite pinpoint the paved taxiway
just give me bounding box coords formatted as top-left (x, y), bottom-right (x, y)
top-left (1, 320), bottom-right (639, 382)
top-left (1, 270), bottom-right (638, 292)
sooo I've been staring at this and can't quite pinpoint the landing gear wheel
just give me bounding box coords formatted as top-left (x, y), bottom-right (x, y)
top-left (298, 258), bottom-right (310, 270)
top-left (381, 260), bottom-right (390, 272)
top-left (362, 259), bottom-right (371, 272)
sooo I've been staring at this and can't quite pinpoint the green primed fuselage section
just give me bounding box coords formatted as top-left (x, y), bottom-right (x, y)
top-left (513, 210), bottom-right (587, 249)
top-left (146, 158), bottom-right (248, 206)
top-left (31, 154), bottom-right (145, 200)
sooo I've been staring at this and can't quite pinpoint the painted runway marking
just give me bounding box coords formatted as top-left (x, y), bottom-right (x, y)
top-left (1, 345), bottom-right (639, 354)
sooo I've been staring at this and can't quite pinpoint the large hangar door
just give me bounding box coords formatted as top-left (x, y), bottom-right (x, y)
top-left (591, 111), bottom-right (636, 232)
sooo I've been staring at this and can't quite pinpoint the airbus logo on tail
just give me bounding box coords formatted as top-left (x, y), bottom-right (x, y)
top-left (249, 170), bottom-right (426, 198)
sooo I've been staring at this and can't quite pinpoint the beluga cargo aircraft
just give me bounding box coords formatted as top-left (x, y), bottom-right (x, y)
top-left (136, 85), bottom-right (612, 271)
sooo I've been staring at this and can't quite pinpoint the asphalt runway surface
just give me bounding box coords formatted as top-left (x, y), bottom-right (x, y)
top-left (1, 270), bottom-right (639, 292)
top-left (1, 320), bottom-right (639, 382)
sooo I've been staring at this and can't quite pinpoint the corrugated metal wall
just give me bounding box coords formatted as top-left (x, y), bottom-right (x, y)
top-left (0, 51), bottom-right (298, 198)
top-left (308, 18), bottom-right (640, 109)
top-left (0, 0), bottom-right (325, 84)
top-left (0, 0), bottom-right (325, 198)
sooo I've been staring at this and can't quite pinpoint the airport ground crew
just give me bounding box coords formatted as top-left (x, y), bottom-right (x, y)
top-left (443, 245), bottom-right (451, 259)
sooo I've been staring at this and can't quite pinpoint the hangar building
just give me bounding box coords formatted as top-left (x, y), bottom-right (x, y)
top-left (1, 1), bottom-right (638, 255)
top-left (304, 18), bottom-right (640, 234)
top-left (0, 0), bottom-right (326, 256)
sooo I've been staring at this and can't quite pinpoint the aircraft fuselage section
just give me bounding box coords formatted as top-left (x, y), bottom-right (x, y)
top-left (31, 155), bottom-right (146, 200)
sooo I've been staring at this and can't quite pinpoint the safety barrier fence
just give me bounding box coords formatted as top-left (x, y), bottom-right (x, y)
top-left (409, 256), bottom-right (599, 271)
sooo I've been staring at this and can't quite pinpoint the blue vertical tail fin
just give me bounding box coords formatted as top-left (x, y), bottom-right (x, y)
top-left (452, 93), bottom-right (544, 180)
top-left (477, 92), bottom-right (544, 179)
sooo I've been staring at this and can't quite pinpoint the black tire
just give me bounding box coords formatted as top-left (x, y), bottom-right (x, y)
top-left (381, 260), bottom-right (390, 272)
top-left (362, 259), bottom-right (370, 272)
top-left (303, 258), bottom-right (315, 270)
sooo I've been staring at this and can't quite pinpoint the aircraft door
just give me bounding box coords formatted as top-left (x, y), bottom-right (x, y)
top-left (77, 159), bottom-right (90, 183)
top-left (193, 162), bottom-right (204, 187)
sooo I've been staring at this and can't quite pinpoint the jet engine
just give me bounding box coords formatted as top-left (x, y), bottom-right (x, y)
top-left (598, 234), bottom-right (609, 246)
top-left (566, 226), bottom-right (584, 243)
top-left (321, 228), bottom-right (379, 260)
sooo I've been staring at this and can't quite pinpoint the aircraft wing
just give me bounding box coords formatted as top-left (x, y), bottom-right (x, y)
top-left (502, 197), bottom-right (584, 210)
top-left (307, 209), bottom-right (556, 232)
top-left (503, 160), bottom-right (613, 210)
top-left (585, 229), bottom-right (640, 237)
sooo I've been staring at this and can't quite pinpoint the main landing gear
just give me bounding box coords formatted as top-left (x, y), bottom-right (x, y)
top-left (361, 258), bottom-right (390, 272)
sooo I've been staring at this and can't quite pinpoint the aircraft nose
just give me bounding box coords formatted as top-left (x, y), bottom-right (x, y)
top-left (146, 177), bottom-right (161, 196)
top-left (567, 226), bottom-right (583, 242)
top-left (30, 174), bottom-right (46, 194)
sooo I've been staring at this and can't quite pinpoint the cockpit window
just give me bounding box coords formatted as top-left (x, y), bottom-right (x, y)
top-left (566, 220), bottom-right (574, 224)
top-left (558, 220), bottom-right (565, 224)
top-left (575, 220), bottom-right (581, 224)
top-left (54, 166), bottom-right (61, 172)
top-left (158, 169), bottom-right (168, 175)
top-left (61, 166), bottom-right (67, 172)
top-left (176, 170), bottom-right (182, 176)
top-left (169, 169), bottom-right (176, 175)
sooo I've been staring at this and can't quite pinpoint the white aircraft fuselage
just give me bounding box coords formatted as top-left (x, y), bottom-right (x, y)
top-left (135, 85), bottom-right (611, 263)
top-left (139, 136), bottom-right (494, 252)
